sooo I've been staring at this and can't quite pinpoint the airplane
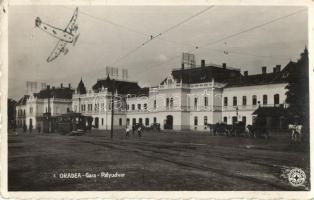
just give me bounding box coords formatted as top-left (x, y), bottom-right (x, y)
top-left (35, 7), bottom-right (79, 62)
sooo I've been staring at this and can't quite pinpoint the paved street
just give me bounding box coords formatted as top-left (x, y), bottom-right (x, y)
top-left (8, 129), bottom-right (310, 191)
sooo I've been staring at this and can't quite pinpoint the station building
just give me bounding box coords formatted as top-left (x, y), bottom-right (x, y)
top-left (16, 49), bottom-right (307, 131)
top-left (72, 56), bottom-right (295, 131)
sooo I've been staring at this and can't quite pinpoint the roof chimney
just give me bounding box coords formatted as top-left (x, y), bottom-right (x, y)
top-left (222, 63), bottom-right (226, 69)
top-left (273, 67), bottom-right (276, 73)
top-left (61, 83), bottom-right (63, 88)
top-left (244, 71), bottom-right (248, 77)
top-left (276, 65), bottom-right (281, 72)
top-left (68, 83), bottom-right (71, 88)
top-left (47, 85), bottom-right (50, 90)
top-left (201, 60), bottom-right (205, 67)
top-left (262, 66), bottom-right (267, 74)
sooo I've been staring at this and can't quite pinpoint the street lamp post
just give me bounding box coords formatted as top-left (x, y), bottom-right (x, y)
top-left (110, 79), bottom-right (115, 138)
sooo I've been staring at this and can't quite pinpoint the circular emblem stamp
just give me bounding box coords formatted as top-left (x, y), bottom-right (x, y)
top-left (288, 168), bottom-right (306, 187)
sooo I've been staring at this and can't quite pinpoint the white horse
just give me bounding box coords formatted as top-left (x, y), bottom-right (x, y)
top-left (288, 124), bottom-right (303, 142)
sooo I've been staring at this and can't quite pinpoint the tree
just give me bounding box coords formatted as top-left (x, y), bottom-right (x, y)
top-left (285, 47), bottom-right (309, 127)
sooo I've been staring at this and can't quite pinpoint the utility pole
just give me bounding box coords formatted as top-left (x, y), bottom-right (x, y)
top-left (110, 79), bottom-right (115, 138)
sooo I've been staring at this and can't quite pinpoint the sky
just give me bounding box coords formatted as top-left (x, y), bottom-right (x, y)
top-left (8, 5), bottom-right (308, 100)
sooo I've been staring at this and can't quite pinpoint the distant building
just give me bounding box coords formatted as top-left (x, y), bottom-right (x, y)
top-left (72, 76), bottom-right (147, 129)
top-left (16, 84), bottom-right (74, 128)
top-left (15, 95), bottom-right (29, 128)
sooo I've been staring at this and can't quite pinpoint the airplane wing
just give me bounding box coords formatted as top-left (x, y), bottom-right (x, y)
top-left (47, 40), bottom-right (67, 62)
top-left (65, 7), bottom-right (78, 34)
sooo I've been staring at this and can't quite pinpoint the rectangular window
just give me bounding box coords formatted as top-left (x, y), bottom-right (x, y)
top-left (119, 118), bottom-right (122, 126)
top-left (166, 98), bottom-right (170, 108)
top-left (127, 104), bottom-right (129, 110)
top-left (137, 104), bottom-right (141, 110)
top-left (204, 116), bottom-right (208, 125)
top-left (242, 116), bottom-right (246, 125)
top-left (252, 95), bottom-right (257, 105)
top-left (194, 98), bottom-right (198, 109)
top-left (242, 96), bottom-right (247, 106)
top-left (139, 118), bottom-right (143, 124)
top-left (153, 117), bottom-right (157, 123)
top-left (154, 100), bottom-right (157, 109)
top-left (223, 117), bottom-right (227, 123)
top-left (132, 104), bottom-right (135, 110)
top-left (145, 118), bottom-right (149, 126)
top-left (170, 98), bottom-right (174, 108)
top-left (274, 94), bottom-right (280, 105)
top-left (233, 96), bottom-right (237, 106)
top-left (204, 96), bottom-right (208, 107)
top-left (126, 118), bottom-right (130, 125)
top-left (144, 103), bottom-right (147, 110)
top-left (232, 116), bottom-right (237, 124)
top-left (224, 97), bottom-right (228, 106)
top-left (132, 118), bottom-right (136, 125)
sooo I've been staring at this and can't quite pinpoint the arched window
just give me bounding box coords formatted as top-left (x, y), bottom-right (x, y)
top-left (263, 95), bottom-right (268, 105)
top-left (274, 94), bottom-right (280, 105)
top-left (194, 116), bottom-right (198, 126)
top-left (242, 96), bottom-right (247, 106)
top-left (204, 97), bottom-right (208, 107)
top-left (204, 116), bottom-right (208, 125)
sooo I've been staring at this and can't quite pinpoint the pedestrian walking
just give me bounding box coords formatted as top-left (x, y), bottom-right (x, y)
top-left (132, 125), bottom-right (135, 135)
top-left (126, 125), bottom-right (130, 137)
top-left (29, 124), bottom-right (33, 134)
top-left (137, 126), bottom-right (142, 137)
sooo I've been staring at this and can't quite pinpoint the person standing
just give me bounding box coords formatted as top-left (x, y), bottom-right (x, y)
top-left (125, 125), bottom-right (130, 137)
top-left (23, 123), bottom-right (27, 133)
top-left (29, 123), bottom-right (33, 134)
top-left (37, 124), bottom-right (41, 133)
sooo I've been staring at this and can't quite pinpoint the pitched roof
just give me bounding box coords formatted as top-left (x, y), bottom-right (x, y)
top-left (34, 87), bottom-right (74, 99)
top-left (16, 95), bottom-right (29, 106)
top-left (225, 61), bottom-right (295, 88)
top-left (77, 78), bottom-right (87, 94)
top-left (164, 64), bottom-right (242, 84)
top-left (252, 106), bottom-right (286, 117)
top-left (92, 76), bottom-right (148, 95)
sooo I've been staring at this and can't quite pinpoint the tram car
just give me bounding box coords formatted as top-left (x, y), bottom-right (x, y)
top-left (55, 112), bottom-right (93, 135)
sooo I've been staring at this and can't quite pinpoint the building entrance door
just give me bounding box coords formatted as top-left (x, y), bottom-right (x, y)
top-left (95, 117), bottom-right (99, 128)
top-left (164, 115), bottom-right (173, 129)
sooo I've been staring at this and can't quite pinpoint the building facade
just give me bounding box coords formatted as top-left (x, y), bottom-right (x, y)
top-left (16, 84), bottom-right (73, 128)
top-left (16, 50), bottom-right (306, 132)
top-left (72, 58), bottom-right (291, 131)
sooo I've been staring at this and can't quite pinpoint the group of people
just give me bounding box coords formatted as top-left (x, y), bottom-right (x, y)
top-left (15, 123), bottom-right (41, 134)
top-left (125, 125), bottom-right (143, 137)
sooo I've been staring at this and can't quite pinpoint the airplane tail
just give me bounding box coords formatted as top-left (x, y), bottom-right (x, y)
top-left (35, 17), bottom-right (42, 27)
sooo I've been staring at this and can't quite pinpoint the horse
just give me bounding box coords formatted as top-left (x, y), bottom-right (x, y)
top-left (289, 124), bottom-right (303, 142)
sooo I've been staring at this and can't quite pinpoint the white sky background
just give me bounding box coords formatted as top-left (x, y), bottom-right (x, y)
top-left (8, 5), bottom-right (308, 100)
